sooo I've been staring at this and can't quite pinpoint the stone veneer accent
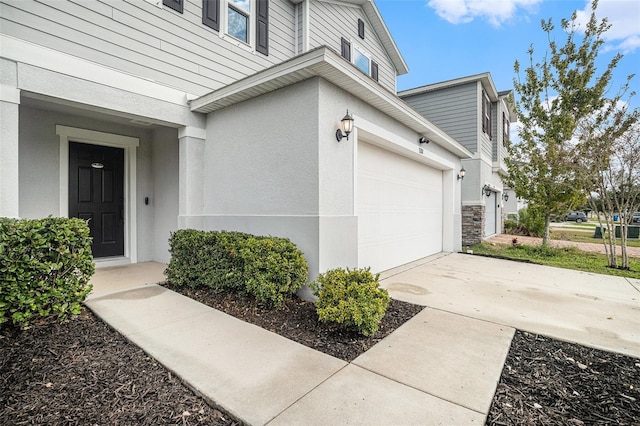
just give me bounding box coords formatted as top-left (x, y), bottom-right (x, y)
top-left (462, 204), bottom-right (485, 246)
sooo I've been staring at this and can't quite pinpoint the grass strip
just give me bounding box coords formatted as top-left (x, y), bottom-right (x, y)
top-left (470, 243), bottom-right (640, 279)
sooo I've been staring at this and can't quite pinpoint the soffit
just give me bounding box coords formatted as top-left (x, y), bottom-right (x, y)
top-left (190, 47), bottom-right (471, 159)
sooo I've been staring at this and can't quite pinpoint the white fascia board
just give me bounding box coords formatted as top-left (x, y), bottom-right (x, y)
top-left (192, 47), bottom-right (471, 159)
top-left (1, 34), bottom-right (193, 106)
top-left (399, 72), bottom-right (500, 100)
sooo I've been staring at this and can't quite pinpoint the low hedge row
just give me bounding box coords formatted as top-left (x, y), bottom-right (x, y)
top-left (0, 217), bottom-right (95, 329)
top-left (165, 229), bottom-right (308, 307)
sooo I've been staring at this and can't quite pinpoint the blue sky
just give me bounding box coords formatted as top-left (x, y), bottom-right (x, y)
top-left (375, 0), bottom-right (640, 109)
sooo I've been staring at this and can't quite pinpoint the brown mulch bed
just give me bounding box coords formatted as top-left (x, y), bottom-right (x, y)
top-left (487, 331), bottom-right (640, 425)
top-left (0, 310), bottom-right (238, 426)
top-left (2, 289), bottom-right (639, 425)
top-left (164, 284), bottom-right (425, 362)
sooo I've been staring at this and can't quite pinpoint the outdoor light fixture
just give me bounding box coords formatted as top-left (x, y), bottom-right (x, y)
top-left (483, 185), bottom-right (492, 197)
top-left (419, 136), bottom-right (430, 144)
top-left (502, 192), bottom-right (509, 202)
top-left (336, 110), bottom-right (354, 141)
top-left (457, 167), bottom-right (466, 180)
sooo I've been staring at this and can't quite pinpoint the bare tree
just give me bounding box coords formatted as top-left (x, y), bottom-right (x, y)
top-left (578, 113), bottom-right (640, 269)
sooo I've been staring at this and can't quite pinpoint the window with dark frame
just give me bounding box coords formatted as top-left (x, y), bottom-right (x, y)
top-left (201, 0), bottom-right (268, 56)
top-left (358, 19), bottom-right (365, 39)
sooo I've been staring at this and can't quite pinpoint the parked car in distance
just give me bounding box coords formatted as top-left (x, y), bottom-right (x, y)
top-left (633, 212), bottom-right (640, 224)
top-left (566, 211), bottom-right (588, 223)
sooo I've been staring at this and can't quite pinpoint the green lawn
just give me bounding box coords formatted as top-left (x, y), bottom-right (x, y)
top-left (470, 243), bottom-right (640, 279)
top-left (549, 229), bottom-right (640, 247)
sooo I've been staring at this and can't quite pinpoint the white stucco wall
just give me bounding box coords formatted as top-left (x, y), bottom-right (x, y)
top-left (151, 127), bottom-right (180, 263)
top-left (17, 104), bottom-right (179, 264)
top-left (196, 76), bottom-right (464, 293)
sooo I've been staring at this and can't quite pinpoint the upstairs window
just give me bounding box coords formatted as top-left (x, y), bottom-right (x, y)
top-left (482, 91), bottom-right (492, 139)
top-left (227, 0), bottom-right (250, 43)
top-left (202, 0), bottom-right (269, 55)
top-left (353, 46), bottom-right (370, 75)
top-left (502, 112), bottom-right (510, 146)
top-left (341, 39), bottom-right (378, 82)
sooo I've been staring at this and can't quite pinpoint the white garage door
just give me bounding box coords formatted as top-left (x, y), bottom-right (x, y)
top-left (358, 142), bottom-right (443, 273)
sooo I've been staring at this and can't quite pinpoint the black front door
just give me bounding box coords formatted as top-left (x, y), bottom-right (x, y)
top-left (69, 142), bottom-right (125, 258)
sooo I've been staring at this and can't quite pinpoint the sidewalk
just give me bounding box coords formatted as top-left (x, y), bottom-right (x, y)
top-left (85, 256), bottom-right (639, 425)
top-left (86, 262), bottom-right (510, 425)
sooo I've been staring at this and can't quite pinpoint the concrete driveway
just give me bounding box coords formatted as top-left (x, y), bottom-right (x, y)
top-left (378, 253), bottom-right (640, 358)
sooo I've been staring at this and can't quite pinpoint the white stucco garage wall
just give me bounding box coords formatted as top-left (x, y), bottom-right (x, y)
top-left (196, 75), bottom-right (464, 290)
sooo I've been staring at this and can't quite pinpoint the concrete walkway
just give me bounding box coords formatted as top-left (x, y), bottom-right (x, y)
top-left (85, 255), bottom-right (640, 425)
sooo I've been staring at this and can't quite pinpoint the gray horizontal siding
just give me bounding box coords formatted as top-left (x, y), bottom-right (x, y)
top-left (308, 1), bottom-right (396, 92)
top-left (402, 82), bottom-right (478, 153)
top-left (1, 0), bottom-right (296, 96)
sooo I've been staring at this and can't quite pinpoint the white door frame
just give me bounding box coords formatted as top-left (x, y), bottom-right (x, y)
top-left (56, 125), bottom-right (139, 263)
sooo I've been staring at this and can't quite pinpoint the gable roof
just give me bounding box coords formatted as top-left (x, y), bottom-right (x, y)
top-left (191, 46), bottom-right (470, 159)
top-left (291, 0), bottom-right (409, 75)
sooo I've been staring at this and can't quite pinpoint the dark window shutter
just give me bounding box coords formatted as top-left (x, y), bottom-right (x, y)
top-left (489, 101), bottom-right (493, 139)
top-left (358, 19), bottom-right (365, 39)
top-left (163, 0), bottom-right (183, 13)
top-left (371, 61), bottom-right (378, 81)
top-left (341, 37), bottom-right (351, 61)
top-left (482, 91), bottom-right (486, 133)
top-left (256, 0), bottom-right (269, 55)
top-left (202, 0), bottom-right (220, 31)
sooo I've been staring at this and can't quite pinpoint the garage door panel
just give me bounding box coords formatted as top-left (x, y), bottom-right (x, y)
top-left (358, 142), bottom-right (443, 272)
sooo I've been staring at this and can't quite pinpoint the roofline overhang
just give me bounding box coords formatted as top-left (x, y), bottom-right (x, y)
top-left (190, 47), bottom-right (471, 159)
top-left (399, 72), bottom-right (501, 101)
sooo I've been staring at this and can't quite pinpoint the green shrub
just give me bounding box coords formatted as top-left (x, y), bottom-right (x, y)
top-left (509, 207), bottom-right (545, 237)
top-left (310, 268), bottom-right (390, 336)
top-left (240, 237), bottom-right (308, 307)
top-left (0, 217), bottom-right (94, 329)
top-left (165, 229), bottom-right (246, 291)
top-left (165, 229), bottom-right (308, 307)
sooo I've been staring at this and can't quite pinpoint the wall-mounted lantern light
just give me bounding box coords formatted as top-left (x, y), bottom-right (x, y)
top-left (483, 185), bottom-right (492, 197)
top-left (502, 192), bottom-right (509, 202)
top-left (457, 167), bottom-right (466, 180)
top-left (336, 110), bottom-right (354, 142)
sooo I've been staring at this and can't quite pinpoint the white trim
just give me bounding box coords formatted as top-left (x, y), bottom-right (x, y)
top-left (355, 116), bottom-right (455, 171)
top-left (221, 0), bottom-right (256, 52)
top-left (56, 125), bottom-right (139, 263)
top-left (1, 34), bottom-right (192, 105)
top-left (302, 0), bottom-right (310, 52)
top-left (0, 85), bottom-right (20, 104)
top-left (178, 126), bottom-right (207, 140)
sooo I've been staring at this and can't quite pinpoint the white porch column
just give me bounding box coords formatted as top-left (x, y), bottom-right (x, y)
top-left (0, 84), bottom-right (20, 218)
top-left (178, 126), bottom-right (205, 229)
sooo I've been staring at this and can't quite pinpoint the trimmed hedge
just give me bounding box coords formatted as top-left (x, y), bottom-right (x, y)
top-left (165, 229), bottom-right (308, 307)
top-left (0, 217), bottom-right (95, 329)
top-left (310, 267), bottom-right (390, 336)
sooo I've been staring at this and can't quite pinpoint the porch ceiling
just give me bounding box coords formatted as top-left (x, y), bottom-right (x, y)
top-left (190, 47), bottom-right (472, 159)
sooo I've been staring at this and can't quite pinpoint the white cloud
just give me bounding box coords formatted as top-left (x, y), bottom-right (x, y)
top-left (427, 0), bottom-right (541, 26)
top-left (575, 0), bottom-right (640, 54)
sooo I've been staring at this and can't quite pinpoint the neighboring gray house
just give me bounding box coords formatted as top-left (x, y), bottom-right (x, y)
top-left (0, 0), bottom-right (471, 292)
top-left (399, 73), bottom-right (517, 245)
